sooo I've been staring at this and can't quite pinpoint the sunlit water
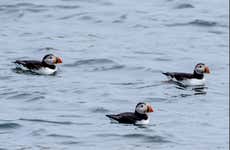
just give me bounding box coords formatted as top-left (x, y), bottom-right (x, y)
top-left (0, 0), bottom-right (229, 149)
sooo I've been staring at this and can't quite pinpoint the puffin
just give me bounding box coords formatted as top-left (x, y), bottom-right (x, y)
top-left (106, 102), bottom-right (154, 125)
top-left (14, 54), bottom-right (62, 75)
top-left (162, 63), bottom-right (210, 86)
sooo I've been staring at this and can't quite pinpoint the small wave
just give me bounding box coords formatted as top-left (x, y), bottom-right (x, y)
top-left (112, 14), bottom-right (127, 23)
top-left (92, 65), bottom-right (124, 71)
top-left (58, 12), bottom-right (87, 20)
top-left (110, 81), bottom-right (144, 86)
top-left (61, 141), bottom-right (81, 145)
top-left (123, 134), bottom-right (171, 143)
top-left (166, 19), bottom-right (219, 27)
top-left (58, 114), bottom-right (82, 118)
top-left (26, 96), bottom-right (45, 102)
top-left (132, 24), bottom-right (149, 29)
top-left (25, 8), bottom-right (48, 13)
top-left (145, 97), bottom-right (168, 102)
top-left (54, 5), bottom-right (80, 9)
top-left (0, 91), bottom-right (18, 96)
top-left (0, 123), bottom-right (21, 129)
top-left (64, 58), bottom-right (124, 71)
top-left (189, 19), bottom-right (218, 27)
top-left (30, 129), bottom-right (46, 136)
top-left (154, 57), bottom-right (172, 62)
top-left (37, 47), bottom-right (60, 51)
top-left (0, 3), bottom-right (41, 8)
top-left (64, 58), bottom-right (114, 67)
top-left (91, 107), bottom-right (109, 113)
top-left (133, 51), bottom-right (153, 55)
top-left (175, 3), bottom-right (194, 9)
top-left (208, 30), bottom-right (224, 35)
top-left (135, 83), bottom-right (161, 89)
top-left (0, 3), bottom-right (47, 13)
top-left (79, 15), bottom-right (94, 21)
top-left (47, 134), bottom-right (76, 139)
top-left (95, 133), bottom-right (120, 137)
top-left (19, 118), bottom-right (74, 125)
top-left (7, 93), bottom-right (32, 100)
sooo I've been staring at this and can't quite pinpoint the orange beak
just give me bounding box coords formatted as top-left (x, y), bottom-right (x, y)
top-left (56, 57), bottom-right (63, 64)
top-left (147, 105), bottom-right (154, 113)
top-left (204, 66), bottom-right (210, 74)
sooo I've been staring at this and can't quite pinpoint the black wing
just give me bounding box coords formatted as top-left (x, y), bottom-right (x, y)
top-left (162, 72), bottom-right (193, 81)
top-left (106, 112), bottom-right (139, 124)
top-left (14, 60), bottom-right (43, 70)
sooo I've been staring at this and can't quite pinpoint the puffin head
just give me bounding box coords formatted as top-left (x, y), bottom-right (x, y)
top-left (194, 63), bottom-right (210, 74)
top-left (135, 102), bottom-right (154, 114)
top-left (42, 54), bottom-right (62, 65)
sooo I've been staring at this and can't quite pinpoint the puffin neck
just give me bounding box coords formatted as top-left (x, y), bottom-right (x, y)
top-left (135, 111), bottom-right (148, 120)
top-left (193, 70), bottom-right (204, 79)
top-left (42, 61), bottom-right (56, 69)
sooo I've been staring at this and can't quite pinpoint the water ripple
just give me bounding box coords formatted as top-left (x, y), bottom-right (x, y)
top-left (122, 134), bottom-right (171, 143)
top-left (110, 81), bottom-right (145, 86)
top-left (0, 123), bottom-right (21, 129)
top-left (0, 3), bottom-right (48, 14)
top-left (47, 134), bottom-right (76, 139)
top-left (166, 19), bottom-right (220, 27)
top-left (26, 96), bottom-right (45, 102)
top-left (58, 12), bottom-right (87, 20)
top-left (91, 107), bottom-right (109, 113)
top-left (64, 58), bottom-right (125, 71)
top-left (19, 118), bottom-right (74, 125)
top-left (54, 5), bottom-right (80, 9)
top-left (60, 141), bottom-right (81, 145)
top-left (7, 93), bottom-right (33, 100)
top-left (174, 3), bottom-right (194, 9)
top-left (64, 58), bottom-right (114, 66)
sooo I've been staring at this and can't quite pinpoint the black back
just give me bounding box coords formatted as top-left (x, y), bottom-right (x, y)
top-left (162, 71), bottom-right (204, 80)
top-left (106, 111), bottom-right (148, 124)
top-left (15, 60), bottom-right (55, 70)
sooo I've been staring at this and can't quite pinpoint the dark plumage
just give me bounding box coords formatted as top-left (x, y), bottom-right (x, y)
top-left (162, 71), bottom-right (203, 81)
top-left (106, 112), bottom-right (148, 124)
top-left (106, 102), bottom-right (154, 124)
top-left (162, 63), bottom-right (210, 85)
top-left (14, 60), bottom-right (56, 70)
top-left (14, 54), bottom-right (62, 75)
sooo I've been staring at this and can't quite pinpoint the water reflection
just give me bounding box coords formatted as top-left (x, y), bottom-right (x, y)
top-left (163, 81), bottom-right (208, 97)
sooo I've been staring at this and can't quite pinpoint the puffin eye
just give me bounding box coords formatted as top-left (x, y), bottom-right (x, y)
top-left (141, 105), bottom-right (144, 108)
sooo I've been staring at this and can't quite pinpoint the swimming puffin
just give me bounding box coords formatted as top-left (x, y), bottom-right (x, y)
top-left (162, 63), bottom-right (210, 86)
top-left (14, 54), bottom-right (62, 75)
top-left (106, 102), bottom-right (154, 125)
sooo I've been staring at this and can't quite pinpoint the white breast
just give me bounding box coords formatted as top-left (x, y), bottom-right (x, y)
top-left (135, 118), bottom-right (150, 125)
top-left (180, 78), bottom-right (206, 86)
top-left (32, 67), bottom-right (57, 75)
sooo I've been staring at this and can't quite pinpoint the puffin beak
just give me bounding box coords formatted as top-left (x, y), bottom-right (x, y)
top-left (204, 66), bottom-right (210, 74)
top-left (56, 57), bottom-right (63, 64)
top-left (147, 105), bottom-right (154, 113)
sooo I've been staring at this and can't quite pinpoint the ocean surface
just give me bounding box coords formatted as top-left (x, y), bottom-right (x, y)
top-left (0, 0), bottom-right (229, 149)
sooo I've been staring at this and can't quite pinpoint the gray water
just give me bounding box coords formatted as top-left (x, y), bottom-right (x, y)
top-left (0, 0), bottom-right (229, 149)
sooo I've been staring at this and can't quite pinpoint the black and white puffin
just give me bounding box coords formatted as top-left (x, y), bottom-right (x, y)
top-left (14, 54), bottom-right (62, 75)
top-left (162, 63), bottom-right (210, 86)
top-left (106, 102), bottom-right (154, 125)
